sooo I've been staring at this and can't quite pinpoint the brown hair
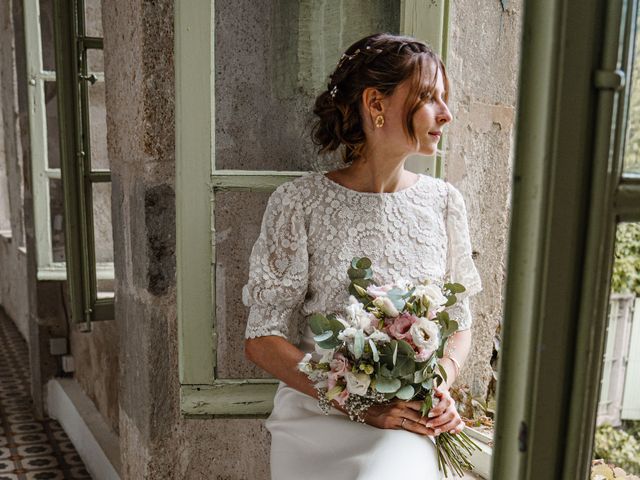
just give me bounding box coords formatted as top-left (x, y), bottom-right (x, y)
top-left (311, 33), bottom-right (450, 164)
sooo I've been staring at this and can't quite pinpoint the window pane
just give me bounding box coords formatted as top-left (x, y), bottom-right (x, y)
top-left (44, 81), bottom-right (60, 169)
top-left (592, 222), bottom-right (640, 477)
top-left (50, 178), bottom-right (65, 262)
top-left (92, 182), bottom-right (114, 299)
top-left (39, 0), bottom-right (55, 72)
top-left (83, 0), bottom-right (103, 38)
top-left (214, 191), bottom-right (271, 379)
top-left (86, 71), bottom-right (108, 170)
top-left (86, 48), bottom-right (103, 74)
top-left (214, 0), bottom-right (400, 171)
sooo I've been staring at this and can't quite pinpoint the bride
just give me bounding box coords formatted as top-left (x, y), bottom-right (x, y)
top-left (242, 32), bottom-right (482, 480)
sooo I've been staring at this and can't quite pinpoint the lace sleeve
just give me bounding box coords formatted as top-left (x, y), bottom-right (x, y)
top-left (445, 182), bottom-right (483, 331)
top-left (242, 183), bottom-right (309, 342)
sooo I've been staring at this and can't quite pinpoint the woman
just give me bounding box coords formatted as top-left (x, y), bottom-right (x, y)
top-left (242, 32), bottom-right (482, 479)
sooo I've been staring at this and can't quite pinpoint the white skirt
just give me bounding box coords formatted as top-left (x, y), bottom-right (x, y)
top-left (266, 381), bottom-right (443, 480)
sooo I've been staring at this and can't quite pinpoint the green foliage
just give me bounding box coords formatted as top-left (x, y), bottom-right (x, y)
top-left (348, 256), bottom-right (375, 302)
top-left (593, 423), bottom-right (640, 475)
top-left (611, 223), bottom-right (640, 295)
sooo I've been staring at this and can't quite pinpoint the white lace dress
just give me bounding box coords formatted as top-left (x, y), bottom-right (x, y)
top-left (242, 171), bottom-right (482, 480)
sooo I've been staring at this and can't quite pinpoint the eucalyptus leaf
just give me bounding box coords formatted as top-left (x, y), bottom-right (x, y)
top-left (392, 341), bottom-right (398, 366)
top-left (437, 363), bottom-right (448, 383)
top-left (327, 316), bottom-right (346, 335)
top-left (313, 331), bottom-right (333, 342)
top-left (374, 376), bottom-right (401, 393)
top-left (353, 330), bottom-right (365, 359)
top-left (391, 355), bottom-right (415, 377)
top-left (309, 314), bottom-right (329, 335)
top-left (444, 294), bottom-right (457, 307)
top-left (356, 257), bottom-right (372, 269)
top-left (317, 335), bottom-right (341, 349)
top-left (369, 339), bottom-right (380, 362)
top-left (414, 368), bottom-right (427, 384)
top-left (395, 384), bottom-right (415, 400)
top-left (444, 282), bottom-right (466, 294)
top-left (348, 267), bottom-right (366, 279)
top-left (396, 340), bottom-right (415, 357)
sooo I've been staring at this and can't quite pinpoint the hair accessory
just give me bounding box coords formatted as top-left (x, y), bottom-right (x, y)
top-left (330, 85), bottom-right (338, 99)
top-left (375, 114), bottom-right (385, 128)
top-left (335, 45), bottom-right (372, 70)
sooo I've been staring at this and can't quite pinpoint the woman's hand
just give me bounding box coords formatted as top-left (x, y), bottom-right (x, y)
top-left (424, 383), bottom-right (465, 435)
top-left (363, 400), bottom-right (437, 436)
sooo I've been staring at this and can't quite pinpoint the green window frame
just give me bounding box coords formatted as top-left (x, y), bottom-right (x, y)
top-left (491, 0), bottom-right (640, 478)
top-left (52, 0), bottom-right (113, 331)
top-left (23, 0), bottom-right (114, 285)
top-left (176, 0), bottom-right (452, 418)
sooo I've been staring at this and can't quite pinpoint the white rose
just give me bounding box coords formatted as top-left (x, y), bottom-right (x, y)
top-left (337, 326), bottom-right (358, 343)
top-left (344, 371), bottom-right (371, 396)
top-left (410, 317), bottom-right (440, 354)
top-left (373, 296), bottom-right (400, 317)
top-left (413, 283), bottom-right (448, 311)
top-left (345, 297), bottom-right (376, 333)
top-left (366, 329), bottom-right (391, 344)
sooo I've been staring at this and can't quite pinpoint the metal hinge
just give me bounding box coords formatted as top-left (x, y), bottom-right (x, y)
top-left (518, 420), bottom-right (528, 452)
top-left (594, 69), bottom-right (626, 91)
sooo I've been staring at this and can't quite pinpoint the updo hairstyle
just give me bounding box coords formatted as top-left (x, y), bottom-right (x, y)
top-left (312, 32), bottom-right (449, 164)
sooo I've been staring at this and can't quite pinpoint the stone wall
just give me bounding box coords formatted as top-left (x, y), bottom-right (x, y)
top-left (0, 0), bottom-right (28, 340)
top-left (445, 1), bottom-right (521, 398)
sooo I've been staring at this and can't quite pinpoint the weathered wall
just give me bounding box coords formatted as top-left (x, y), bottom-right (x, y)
top-left (445, 0), bottom-right (522, 398)
top-left (69, 321), bottom-right (120, 434)
top-left (103, 0), bottom-right (272, 477)
top-left (42, 0), bottom-right (122, 435)
top-left (0, 0), bottom-right (29, 341)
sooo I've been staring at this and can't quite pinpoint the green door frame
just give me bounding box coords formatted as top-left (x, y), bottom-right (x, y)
top-left (492, 0), bottom-right (640, 478)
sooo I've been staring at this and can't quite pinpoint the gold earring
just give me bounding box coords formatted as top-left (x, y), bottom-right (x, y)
top-left (375, 115), bottom-right (385, 128)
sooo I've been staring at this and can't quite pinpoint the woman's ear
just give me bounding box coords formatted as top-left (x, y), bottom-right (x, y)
top-left (363, 87), bottom-right (385, 112)
top-left (361, 87), bottom-right (385, 126)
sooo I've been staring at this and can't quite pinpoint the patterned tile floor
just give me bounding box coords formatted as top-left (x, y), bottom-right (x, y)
top-left (0, 310), bottom-right (92, 479)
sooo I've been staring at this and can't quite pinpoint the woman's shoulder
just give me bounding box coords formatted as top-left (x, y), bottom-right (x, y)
top-left (271, 171), bottom-right (323, 196)
top-left (267, 172), bottom-right (325, 212)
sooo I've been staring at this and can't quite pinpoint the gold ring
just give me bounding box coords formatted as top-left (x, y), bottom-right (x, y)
top-left (401, 418), bottom-right (407, 429)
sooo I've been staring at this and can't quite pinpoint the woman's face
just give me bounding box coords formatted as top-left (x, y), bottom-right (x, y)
top-left (378, 65), bottom-right (453, 157)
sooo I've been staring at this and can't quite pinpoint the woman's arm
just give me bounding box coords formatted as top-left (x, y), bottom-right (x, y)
top-left (245, 335), bottom-right (325, 402)
top-left (438, 328), bottom-right (472, 389)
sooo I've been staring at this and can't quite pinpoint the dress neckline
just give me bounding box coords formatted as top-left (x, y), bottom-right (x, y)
top-left (319, 172), bottom-right (425, 196)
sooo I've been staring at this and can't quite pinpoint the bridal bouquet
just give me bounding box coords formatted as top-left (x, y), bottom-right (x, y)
top-left (297, 256), bottom-right (479, 477)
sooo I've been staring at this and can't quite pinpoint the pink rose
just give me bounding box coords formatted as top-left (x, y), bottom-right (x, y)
top-left (386, 313), bottom-right (418, 341)
top-left (329, 353), bottom-right (349, 377)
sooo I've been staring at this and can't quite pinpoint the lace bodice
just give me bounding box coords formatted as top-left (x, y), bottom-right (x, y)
top-left (242, 172), bottom-right (482, 346)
